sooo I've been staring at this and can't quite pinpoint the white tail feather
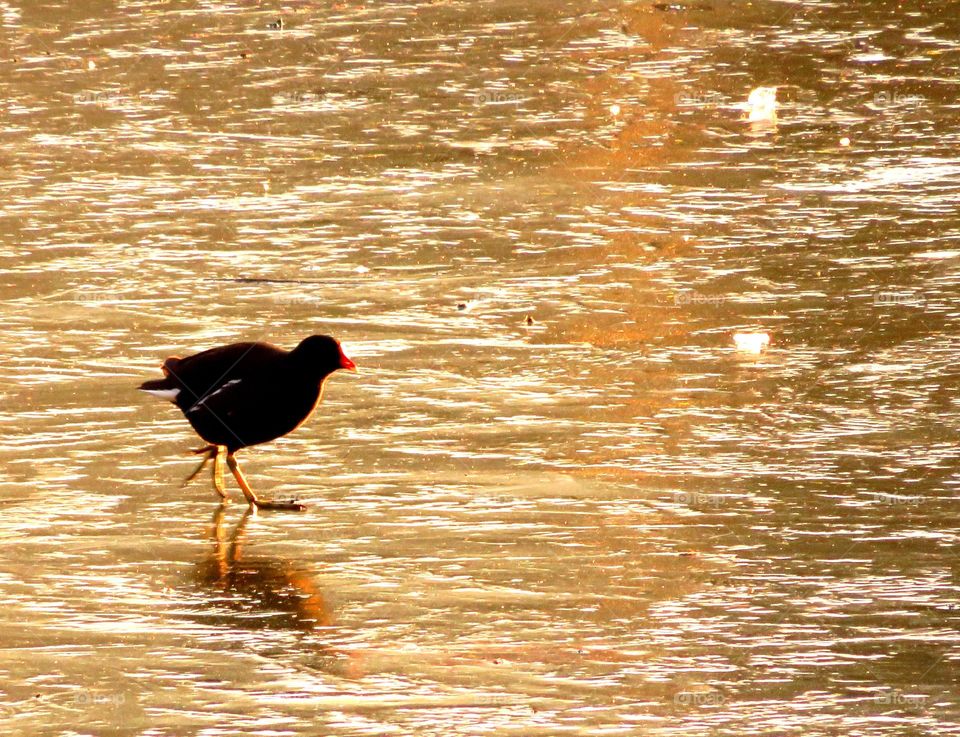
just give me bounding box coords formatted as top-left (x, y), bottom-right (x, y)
top-left (142, 388), bottom-right (180, 401)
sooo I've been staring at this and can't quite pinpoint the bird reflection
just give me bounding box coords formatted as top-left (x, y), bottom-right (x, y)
top-left (195, 506), bottom-right (332, 632)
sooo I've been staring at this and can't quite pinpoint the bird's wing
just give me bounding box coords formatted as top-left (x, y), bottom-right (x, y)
top-left (187, 378), bottom-right (244, 415)
top-left (183, 374), bottom-right (264, 449)
top-left (168, 342), bottom-right (285, 406)
top-left (184, 373), bottom-right (318, 450)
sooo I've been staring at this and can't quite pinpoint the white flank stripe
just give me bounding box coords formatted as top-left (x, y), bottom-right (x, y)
top-left (188, 379), bottom-right (241, 414)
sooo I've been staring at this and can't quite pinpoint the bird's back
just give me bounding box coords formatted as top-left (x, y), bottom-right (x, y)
top-left (164, 342), bottom-right (288, 412)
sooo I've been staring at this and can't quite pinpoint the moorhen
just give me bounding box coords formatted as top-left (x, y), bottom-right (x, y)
top-left (140, 334), bottom-right (356, 510)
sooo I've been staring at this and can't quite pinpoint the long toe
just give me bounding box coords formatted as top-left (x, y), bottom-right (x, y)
top-left (183, 452), bottom-right (213, 487)
top-left (254, 499), bottom-right (307, 512)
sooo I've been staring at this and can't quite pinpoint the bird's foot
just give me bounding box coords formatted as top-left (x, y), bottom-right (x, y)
top-left (183, 447), bottom-right (217, 488)
top-left (252, 499), bottom-right (306, 512)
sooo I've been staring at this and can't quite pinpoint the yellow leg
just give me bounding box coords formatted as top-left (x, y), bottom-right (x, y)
top-left (212, 446), bottom-right (228, 500)
top-left (226, 452), bottom-right (305, 511)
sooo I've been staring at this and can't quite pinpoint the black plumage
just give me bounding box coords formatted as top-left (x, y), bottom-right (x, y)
top-left (140, 334), bottom-right (355, 510)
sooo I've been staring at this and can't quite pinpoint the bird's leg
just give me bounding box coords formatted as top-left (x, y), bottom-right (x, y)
top-left (183, 444), bottom-right (217, 488)
top-left (224, 452), bottom-right (256, 506)
top-left (212, 445), bottom-right (228, 501)
top-left (225, 452), bottom-right (306, 511)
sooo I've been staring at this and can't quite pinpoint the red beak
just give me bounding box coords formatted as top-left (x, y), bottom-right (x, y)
top-left (339, 351), bottom-right (357, 372)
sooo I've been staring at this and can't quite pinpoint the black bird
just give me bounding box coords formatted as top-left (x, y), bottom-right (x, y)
top-left (140, 335), bottom-right (356, 510)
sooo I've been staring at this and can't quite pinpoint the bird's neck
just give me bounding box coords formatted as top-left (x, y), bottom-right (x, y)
top-left (283, 355), bottom-right (336, 387)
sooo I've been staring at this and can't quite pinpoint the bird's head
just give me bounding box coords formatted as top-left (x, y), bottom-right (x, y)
top-left (292, 334), bottom-right (356, 377)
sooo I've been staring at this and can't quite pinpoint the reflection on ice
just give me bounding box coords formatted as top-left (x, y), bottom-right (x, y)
top-left (194, 507), bottom-right (331, 632)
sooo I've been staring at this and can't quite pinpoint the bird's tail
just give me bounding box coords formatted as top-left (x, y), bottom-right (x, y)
top-left (140, 356), bottom-right (183, 400)
top-left (139, 377), bottom-right (172, 392)
top-left (139, 378), bottom-right (181, 401)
